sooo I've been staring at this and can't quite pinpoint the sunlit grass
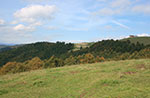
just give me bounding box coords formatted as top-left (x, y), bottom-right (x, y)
top-left (0, 59), bottom-right (150, 98)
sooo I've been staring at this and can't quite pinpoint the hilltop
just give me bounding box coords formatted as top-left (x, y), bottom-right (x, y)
top-left (121, 36), bottom-right (150, 45)
top-left (73, 36), bottom-right (150, 50)
top-left (0, 59), bottom-right (150, 98)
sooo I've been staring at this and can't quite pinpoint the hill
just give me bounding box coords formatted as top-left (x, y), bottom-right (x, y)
top-left (122, 36), bottom-right (150, 45)
top-left (0, 42), bottom-right (74, 67)
top-left (0, 44), bottom-right (24, 52)
top-left (0, 59), bottom-right (150, 98)
top-left (0, 45), bottom-right (8, 49)
top-left (0, 40), bottom-right (147, 67)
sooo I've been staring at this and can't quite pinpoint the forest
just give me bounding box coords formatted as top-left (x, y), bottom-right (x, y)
top-left (0, 39), bottom-right (150, 75)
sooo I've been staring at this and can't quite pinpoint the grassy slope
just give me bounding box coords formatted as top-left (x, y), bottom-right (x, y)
top-left (0, 59), bottom-right (150, 98)
top-left (73, 42), bottom-right (94, 51)
top-left (122, 37), bottom-right (150, 45)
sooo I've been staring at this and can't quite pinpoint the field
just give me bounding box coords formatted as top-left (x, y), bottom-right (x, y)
top-left (0, 59), bottom-right (150, 98)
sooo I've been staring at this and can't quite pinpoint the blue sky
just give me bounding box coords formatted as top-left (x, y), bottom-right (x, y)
top-left (0, 0), bottom-right (150, 44)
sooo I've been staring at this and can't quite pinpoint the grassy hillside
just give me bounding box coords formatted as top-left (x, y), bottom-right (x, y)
top-left (73, 42), bottom-right (94, 51)
top-left (0, 59), bottom-right (150, 98)
top-left (122, 37), bottom-right (150, 45)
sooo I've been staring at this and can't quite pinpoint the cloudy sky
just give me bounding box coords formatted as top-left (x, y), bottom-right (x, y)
top-left (0, 0), bottom-right (150, 44)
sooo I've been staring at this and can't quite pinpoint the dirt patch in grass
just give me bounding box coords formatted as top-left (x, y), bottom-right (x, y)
top-left (70, 71), bottom-right (79, 75)
top-left (80, 91), bottom-right (87, 98)
top-left (136, 64), bottom-right (147, 70)
top-left (123, 71), bottom-right (136, 75)
top-left (120, 75), bottom-right (126, 78)
top-left (53, 76), bottom-right (56, 79)
top-left (18, 81), bottom-right (27, 85)
top-left (103, 84), bottom-right (109, 87)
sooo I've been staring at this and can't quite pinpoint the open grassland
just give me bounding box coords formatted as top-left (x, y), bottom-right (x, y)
top-left (0, 59), bottom-right (150, 98)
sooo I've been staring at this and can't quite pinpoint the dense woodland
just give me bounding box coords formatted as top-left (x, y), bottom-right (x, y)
top-left (0, 39), bottom-right (150, 75)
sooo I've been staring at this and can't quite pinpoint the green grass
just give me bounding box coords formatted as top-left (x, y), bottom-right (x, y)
top-left (122, 37), bottom-right (150, 45)
top-left (0, 59), bottom-right (150, 98)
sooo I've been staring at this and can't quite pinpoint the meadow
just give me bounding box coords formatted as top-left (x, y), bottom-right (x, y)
top-left (0, 59), bottom-right (150, 98)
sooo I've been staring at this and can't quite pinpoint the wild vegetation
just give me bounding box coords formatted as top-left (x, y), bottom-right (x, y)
top-left (0, 42), bottom-right (74, 67)
top-left (0, 38), bottom-right (150, 75)
top-left (0, 59), bottom-right (150, 98)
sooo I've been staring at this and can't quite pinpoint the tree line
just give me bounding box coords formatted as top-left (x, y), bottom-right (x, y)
top-left (0, 39), bottom-right (150, 75)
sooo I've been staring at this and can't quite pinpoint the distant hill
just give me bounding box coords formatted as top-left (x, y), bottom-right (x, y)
top-left (121, 36), bottom-right (150, 45)
top-left (0, 44), bottom-right (23, 52)
top-left (0, 42), bottom-right (74, 67)
top-left (0, 45), bottom-right (8, 49)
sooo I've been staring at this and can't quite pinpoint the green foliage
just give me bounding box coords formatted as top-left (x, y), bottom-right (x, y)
top-left (33, 81), bottom-right (46, 87)
top-left (0, 90), bottom-right (8, 95)
top-left (0, 42), bottom-right (74, 67)
top-left (100, 79), bottom-right (120, 86)
top-left (65, 56), bottom-right (77, 65)
top-left (0, 39), bottom-right (150, 75)
top-left (44, 56), bottom-right (64, 68)
top-left (71, 39), bottom-right (145, 59)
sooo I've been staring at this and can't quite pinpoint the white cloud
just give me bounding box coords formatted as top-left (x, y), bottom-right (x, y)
top-left (14, 5), bottom-right (57, 23)
top-left (12, 4), bottom-right (57, 34)
top-left (0, 5), bottom-right (58, 44)
top-left (111, 0), bottom-right (131, 8)
top-left (95, 8), bottom-right (121, 16)
top-left (93, 0), bottom-right (132, 17)
top-left (0, 26), bottom-right (33, 43)
top-left (31, 22), bottom-right (42, 26)
top-left (10, 21), bottom-right (18, 25)
top-left (132, 5), bottom-right (150, 14)
top-left (0, 19), bottom-right (5, 25)
top-left (14, 24), bottom-right (35, 32)
top-left (62, 40), bottom-right (89, 43)
top-left (112, 20), bottom-right (130, 29)
top-left (47, 26), bottom-right (57, 30)
top-left (137, 33), bottom-right (150, 37)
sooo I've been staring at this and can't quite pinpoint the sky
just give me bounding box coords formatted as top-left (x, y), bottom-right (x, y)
top-left (0, 0), bottom-right (150, 44)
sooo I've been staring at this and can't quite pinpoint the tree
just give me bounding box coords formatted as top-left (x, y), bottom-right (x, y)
top-left (25, 57), bottom-right (44, 70)
top-left (83, 53), bottom-right (95, 63)
top-left (65, 56), bottom-right (76, 65)
top-left (44, 56), bottom-right (64, 68)
top-left (0, 62), bottom-right (25, 75)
